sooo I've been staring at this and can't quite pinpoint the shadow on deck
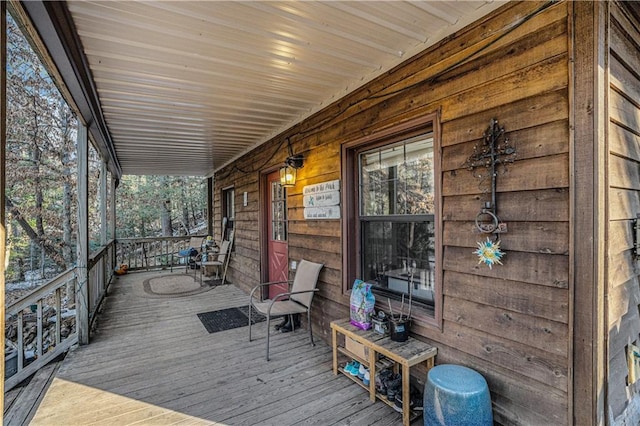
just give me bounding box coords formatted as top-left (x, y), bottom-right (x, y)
top-left (26, 271), bottom-right (405, 425)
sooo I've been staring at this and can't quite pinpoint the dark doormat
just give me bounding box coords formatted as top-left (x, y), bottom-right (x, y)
top-left (197, 306), bottom-right (266, 334)
top-left (202, 277), bottom-right (224, 287)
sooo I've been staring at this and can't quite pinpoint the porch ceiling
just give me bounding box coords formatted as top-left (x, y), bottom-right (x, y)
top-left (23, 1), bottom-right (505, 177)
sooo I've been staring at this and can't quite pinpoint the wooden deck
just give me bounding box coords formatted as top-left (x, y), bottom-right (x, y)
top-left (28, 270), bottom-right (406, 425)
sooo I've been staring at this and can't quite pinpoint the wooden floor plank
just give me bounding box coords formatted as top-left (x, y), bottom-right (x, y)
top-left (3, 384), bottom-right (25, 418)
top-left (28, 271), bottom-right (408, 425)
top-left (298, 393), bottom-right (381, 425)
top-left (148, 349), bottom-right (332, 414)
top-left (3, 359), bottom-right (61, 426)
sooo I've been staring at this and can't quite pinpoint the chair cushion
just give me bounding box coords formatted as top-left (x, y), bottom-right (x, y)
top-left (251, 300), bottom-right (308, 316)
top-left (217, 240), bottom-right (231, 261)
top-left (289, 260), bottom-right (323, 308)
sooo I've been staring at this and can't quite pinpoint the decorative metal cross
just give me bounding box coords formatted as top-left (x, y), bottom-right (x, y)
top-left (463, 118), bottom-right (516, 233)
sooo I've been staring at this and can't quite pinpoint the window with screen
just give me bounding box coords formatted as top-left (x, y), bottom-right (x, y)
top-left (358, 135), bottom-right (435, 306)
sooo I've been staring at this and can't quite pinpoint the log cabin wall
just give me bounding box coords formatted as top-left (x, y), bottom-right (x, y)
top-left (215, 1), bottom-right (572, 424)
top-left (607, 2), bottom-right (640, 424)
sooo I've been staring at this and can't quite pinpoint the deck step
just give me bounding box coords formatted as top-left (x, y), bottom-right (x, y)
top-left (4, 358), bottom-right (63, 426)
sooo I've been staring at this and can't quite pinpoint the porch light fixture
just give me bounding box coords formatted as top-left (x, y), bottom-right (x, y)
top-left (280, 138), bottom-right (303, 187)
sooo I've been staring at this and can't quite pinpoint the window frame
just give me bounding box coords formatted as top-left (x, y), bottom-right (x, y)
top-left (269, 178), bottom-right (287, 243)
top-left (221, 186), bottom-right (235, 241)
top-left (341, 113), bottom-right (442, 328)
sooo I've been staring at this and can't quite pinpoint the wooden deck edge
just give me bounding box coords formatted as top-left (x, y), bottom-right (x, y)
top-left (3, 357), bottom-right (64, 425)
top-left (4, 336), bottom-right (77, 392)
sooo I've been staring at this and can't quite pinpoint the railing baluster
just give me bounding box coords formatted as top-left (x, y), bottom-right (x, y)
top-left (103, 254), bottom-right (107, 292)
top-left (55, 287), bottom-right (62, 345)
top-left (17, 311), bottom-right (24, 371)
top-left (37, 300), bottom-right (43, 357)
top-left (153, 241), bottom-right (158, 268)
top-left (143, 242), bottom-right (148, 270)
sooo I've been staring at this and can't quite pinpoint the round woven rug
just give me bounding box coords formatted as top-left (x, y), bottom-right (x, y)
top-left (143, 273), bottom-right (215, 297)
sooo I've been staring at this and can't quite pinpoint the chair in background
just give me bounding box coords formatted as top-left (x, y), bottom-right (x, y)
top-left (173, 236), bottom-right (205, 274)
top-left (201, 239), bottom-right (230, 282)
top-left (248, 259), bottom-right (323, 361)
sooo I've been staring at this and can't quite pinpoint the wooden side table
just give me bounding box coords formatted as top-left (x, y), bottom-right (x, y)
top-left (331, 318), bottom-right (437, 426)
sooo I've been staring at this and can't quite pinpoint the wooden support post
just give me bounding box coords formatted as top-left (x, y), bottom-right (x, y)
top-left (207, 177), bottom-right (214, 237)
top-left (571, 1), bottom-right (608, 424)
top-left (77, 123), bottom-right (90, 345)
top-left (99, 162), bottom-right (108, 293)
top-left (100, 161), bottom-right (107, 245)
top-left (110, 176), bottom-right (117, 269)
top-left (0, 0), bottom-right (7, 410)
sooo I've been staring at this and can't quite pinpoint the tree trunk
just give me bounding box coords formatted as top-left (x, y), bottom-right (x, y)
top-left (62, 113), bottom-right (75, 305)
top-left (16, 257), bottom-right (25, 281)
top-left (31, 107), bottom-right (45, 238)
top-left (62, 169), bottom-right (73, 265)
top-left (190, 200), bottom-right (198, 225)
top-left (179, 184), bottom-right (189, 234)
top-left (161, 199), bottom-right (173, 236)
top-left (40, 249), bottom-right (45, 277)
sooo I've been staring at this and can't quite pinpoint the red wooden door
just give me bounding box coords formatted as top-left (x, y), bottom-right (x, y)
top-left (267, 171), bottom-right (289, 299)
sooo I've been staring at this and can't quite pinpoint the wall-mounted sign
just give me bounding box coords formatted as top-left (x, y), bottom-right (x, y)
top-left (303, 179), bottom-right (340, 195)
top-left (304, 206), bottom-right (341, 220)
top-left (303, 191), bottom-right (340, 207)
top-left (303, 180), bottom-right (340, 219)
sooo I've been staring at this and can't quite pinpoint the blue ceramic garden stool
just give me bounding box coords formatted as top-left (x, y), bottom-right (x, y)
top-left (424, 364), bottom-right (493, 426)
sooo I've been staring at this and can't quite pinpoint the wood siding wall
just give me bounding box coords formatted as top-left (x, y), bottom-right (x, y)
top-left (215, 2), bottom-right (571, 424)
top-left (607, 2), bottom-right (640, 423)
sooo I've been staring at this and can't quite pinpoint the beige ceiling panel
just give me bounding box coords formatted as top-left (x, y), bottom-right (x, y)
top-left (65, 0), bottom-right (505, 176)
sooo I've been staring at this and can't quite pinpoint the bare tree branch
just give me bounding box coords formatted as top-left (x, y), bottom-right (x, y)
top-left (5, 196), bottom-right (67, 269)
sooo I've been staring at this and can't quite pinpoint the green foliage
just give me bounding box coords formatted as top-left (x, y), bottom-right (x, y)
top-left (116, 175), bottom-right (206, 238)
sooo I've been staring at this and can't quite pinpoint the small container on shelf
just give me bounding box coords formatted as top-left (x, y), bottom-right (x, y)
top-left (372, 310), bottom-right (389, 336)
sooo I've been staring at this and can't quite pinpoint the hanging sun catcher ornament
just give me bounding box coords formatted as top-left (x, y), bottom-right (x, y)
top-left (474, 237), bottom-right (505, 269)
top-left (463, 118), bottom-right (516, 267)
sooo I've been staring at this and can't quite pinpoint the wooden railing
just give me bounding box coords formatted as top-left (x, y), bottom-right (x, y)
top-left (116, 235), bottom-right (207, 271)
top-left (4, 239), bottom-right (116, 392)
top-left (88, 240), bottom-right (116, 328)
top-left (4, 268), bottom-right (78, 391)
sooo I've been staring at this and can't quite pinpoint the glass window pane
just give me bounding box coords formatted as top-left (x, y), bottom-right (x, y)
top-left (361, 220), bottom-right (435, 304)
top-left (360, 136), bottom-right (434, 216)
top-left (358, 132), bottom-right (435, 305)
top-left (225, 189), bottom-right (235, 219)
top-left (270, 181), bottom-right (287, 242)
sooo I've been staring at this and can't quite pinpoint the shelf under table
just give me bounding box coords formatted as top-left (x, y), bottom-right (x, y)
top-left (331, 318), bottom-right (437, 426)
